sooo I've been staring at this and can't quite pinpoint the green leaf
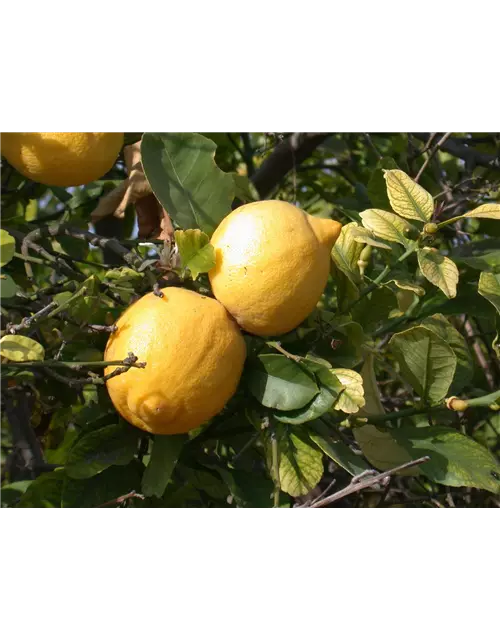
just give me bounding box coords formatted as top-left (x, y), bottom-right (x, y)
top-left (0, 335), bottom-right (45, 362)
top-left (310, 422), bottom-right (370, 476)
top-left (16, 470), bottom-right (65, 508)
top-left (367, 157), bottom-right (399, 210)
top-left (273, 368), bottom-right (343, 425)
top-left (141, 434), bottom-right (186, 498)
top-left (330, 222), bottom-right (363, 283)
top-left (392, 426), bottom-right (500, 493)
top-left (0, 229), bottom-right (16, 266)
top-left (0, 273), bottom-right (18, 298)
top-left (278, 428), bottom-right (324, 497)
top-left (105, 267), bottom-right (144, 287)
top-left (384, 169), bottom-right (434, 222)
top-left (389, 327), bottom-right (457, 404)
top-left (463, 203), bottom-right (500, 220)
top-left (359, 209), bottom-right (415, 248)
top-left (418, 283), bottom-right (493, 319)
top-left (141, 132), bottom-right (235, 235)
top-left (174, 229), bottom-right (216, 280)
top-left (349, 226), bottom-right (392, 250)
top-left (216, 467), bottom-right (279, 508)
top-left (62, 461), bottom-right (144, 508)
top-left (231, 173), bottom-right (259, 203)
top-left (353, 424), bottom-right (419, 473)
top-left (1, 480), bottom-right (32, 507)
top-left (478, 271), bottom-right (500, 314)
top-left (418, 248), bottom-right (459, 299)
top-left (331, 368), bottom-right (365, 414)
top-left (247, 354), bottom-right (319, 411)
top-left (65, 423), bottom-right (138, 479)
top-left (418, 314), bottom-right (473, 394)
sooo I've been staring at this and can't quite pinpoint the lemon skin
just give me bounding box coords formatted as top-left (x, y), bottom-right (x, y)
top-left (209, 200), bottom-right (342, 336)
top-left (1, 132), bottom-right (123, 187)
top-left (104, 287), bottom-right (247, 435)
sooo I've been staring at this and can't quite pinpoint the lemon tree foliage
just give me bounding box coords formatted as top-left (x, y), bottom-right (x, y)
top-left (2, 132), bottom-right (500, 508)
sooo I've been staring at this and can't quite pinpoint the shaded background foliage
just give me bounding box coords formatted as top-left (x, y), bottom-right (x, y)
top-left (1, 132), bottom-right (500, 508)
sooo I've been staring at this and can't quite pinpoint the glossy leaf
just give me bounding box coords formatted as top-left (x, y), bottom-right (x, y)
top-left (247, 354), bottom-right (319, 411)
top-left (419, 314), bottom-right (473, 394)
top-left (389, 327), bottom-right (456, 404)
top-left (464, 203), bottom-right (500, 220)
top-left (418, 248), bottom-right (459, 299)
top-left (141, 132), bottom-right (235, 235)
top-left (393, 426), bottom-right (500, 493)
top-left (359, 209), bottom-right (415, 247)
top-left (384, 169), bottom-right (434, 222)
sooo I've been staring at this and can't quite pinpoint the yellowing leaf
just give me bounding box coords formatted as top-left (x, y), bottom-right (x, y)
top-left (384, 169), bottom-right (434, 222)
top-left (359, 209), bottom-right (414, 247)
top-left (478, 271), bottom-right (500, 314)
top-left (349, 226), bottom-right (392, 250)
top-left (330, 222), bottom-right (363, 283)
top-left (0, 335), bottom-right (45, 362)
top-left (464, 203), bottom-right (500, 220)
top-left (418, 248), bottom-right (459, 299)
top-left (174, 229), bottom-right (216, 280)
top-left (0, 229), bottom-right (16, 267)
top-left (278, 429), bottom-right (324, 497)
top-left (331, 368), bottom-right (365, 414)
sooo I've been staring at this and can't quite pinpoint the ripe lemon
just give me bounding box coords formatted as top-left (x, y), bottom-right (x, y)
top-left (1, 132), bottom-right (123, 187)
top-left (104, 287), bottom-right (246, 435)
top-left (209, 200), bottom-right (342, 336)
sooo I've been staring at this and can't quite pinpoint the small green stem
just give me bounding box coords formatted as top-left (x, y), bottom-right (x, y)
top-left (359, 404), bottom-right (447, 425)
top-left (13, 251), bottom-right (47, 266)
top-left (271, 430), bottom-right (280, 508)
top-left (45, 286), bottom-right (87, 319)
top-left (372, 297), bottom-right (420, 339)
top-left (466, 390), bottom-right (500, 408)
top-left (436, 214), bottom-right (465, 230)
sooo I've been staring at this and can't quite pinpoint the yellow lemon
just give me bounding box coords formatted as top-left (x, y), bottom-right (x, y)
top-left (1, 132), bottom-right (123, 187)
top-left (209, 200), bottom-right (342, 336)
top-left (104, 287), bottom-right (246, 435)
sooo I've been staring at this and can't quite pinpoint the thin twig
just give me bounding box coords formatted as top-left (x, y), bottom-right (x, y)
top-left (414, 133), bottom-right (453, 184)
top-left (308, 456), bottom-right (430, 508)
top-left (363, 133), bottom-right (383, 160)
top-left (96, 490), bottom-right (145, 508)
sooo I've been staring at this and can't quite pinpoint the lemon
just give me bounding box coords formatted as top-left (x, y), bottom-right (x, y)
top-left (1, 132), bottom-right (123, 187)
top-left (209, 200), bottom-right (342, 336)
top-left (104, 287), bottom-right (246, 435)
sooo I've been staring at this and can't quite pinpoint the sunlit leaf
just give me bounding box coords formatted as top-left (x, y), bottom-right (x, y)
top-left (464, 203), bottom-right (500, 220)
top-left (330, 222), bottom-right (363, 283)
top-left (331, 368), bottom-right (365, 414)
top-left (0, 335), bottom-right (45, 362)
top-left (418, 248), bottom-right (459, 299)
top-left (478, 271), bottom-right (500, 314)
top-left (359, 209), bottom-right (415, 247)
top-left (0, 229), bottom-right (16, 266)
top-left (349, 226), bottom-right (392, 250)
top-left (353, 425), bottom-right (419, 474)
top-left (0, 274), bottom-right (18, 298)
top-left (384, 169), bottom-right (434, 222)
top-left (174, 229), bottom-right (216, 280)
top-left (278, 428), bottom-right (324, 497)
top-left (389, 327), bottom-right (456, 404)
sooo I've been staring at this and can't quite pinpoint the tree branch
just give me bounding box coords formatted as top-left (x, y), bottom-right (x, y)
top-left (251, 133), bottom-right (330, 198)
top-left (411, 133), bottom-right (500, 170)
